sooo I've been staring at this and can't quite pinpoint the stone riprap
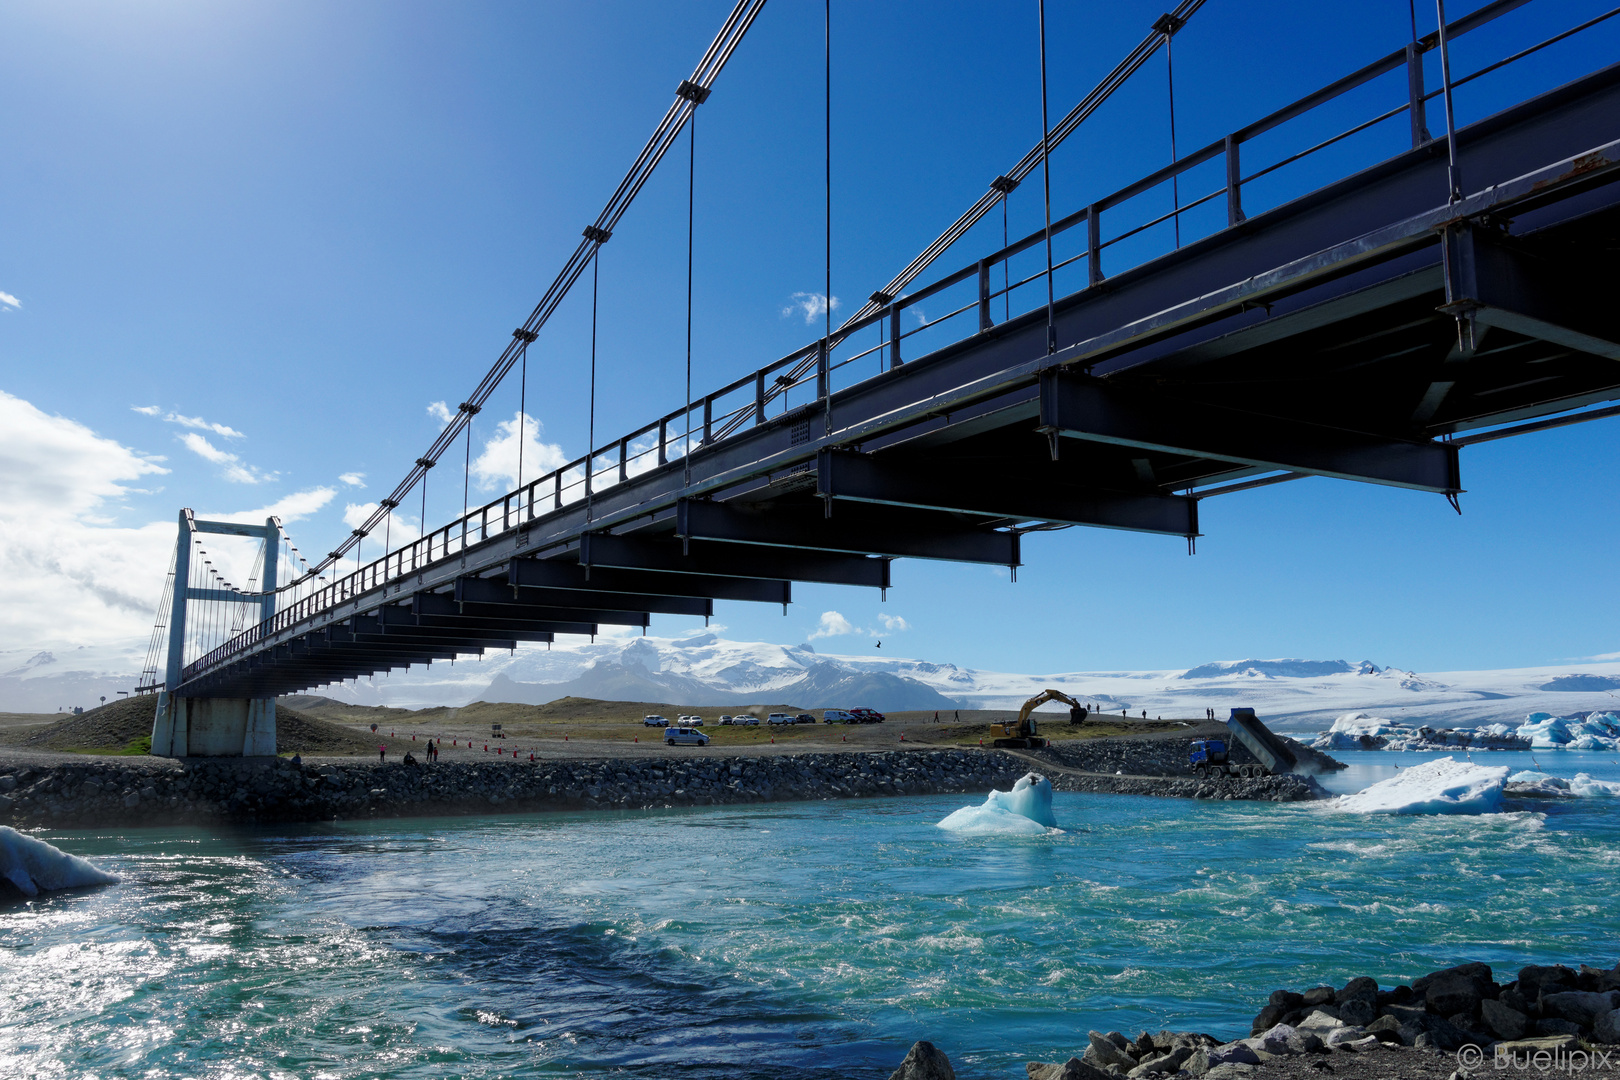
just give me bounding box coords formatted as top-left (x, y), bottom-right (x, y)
top-left (1044, 769), bottom-right (1328, 803)
top-left (1033, 735), bottom-right (1344, 780)
top-left (0, 745), bottom-right (1330, 829)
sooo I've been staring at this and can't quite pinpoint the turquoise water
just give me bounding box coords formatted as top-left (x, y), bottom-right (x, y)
top-left (3, 750), bottom-right (1618, 1079)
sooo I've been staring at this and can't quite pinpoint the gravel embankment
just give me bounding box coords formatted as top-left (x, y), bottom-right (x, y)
top-left (0, 741), bottom-right (1337, 828)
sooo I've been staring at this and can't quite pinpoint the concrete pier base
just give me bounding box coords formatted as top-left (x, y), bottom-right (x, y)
top-left (152, 694), bottom-right (276, 757)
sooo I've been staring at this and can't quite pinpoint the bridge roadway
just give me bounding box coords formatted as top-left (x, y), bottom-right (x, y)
top-left (179, 61), bottom-right (1620, 700)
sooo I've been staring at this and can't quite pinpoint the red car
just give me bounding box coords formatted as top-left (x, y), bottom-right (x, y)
top-left (850, 707), bottom-right (885, 724)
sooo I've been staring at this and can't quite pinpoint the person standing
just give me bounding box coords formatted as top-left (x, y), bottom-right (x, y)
top-left (378, 744), bottom-right (386, 763)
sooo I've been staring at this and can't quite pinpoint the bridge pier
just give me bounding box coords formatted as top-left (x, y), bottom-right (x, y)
top-left (152, 694), bottom-right (277, 757)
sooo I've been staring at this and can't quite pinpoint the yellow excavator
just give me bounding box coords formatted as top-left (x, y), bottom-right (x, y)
top-left (989, 689), bottom-right (1089, 748)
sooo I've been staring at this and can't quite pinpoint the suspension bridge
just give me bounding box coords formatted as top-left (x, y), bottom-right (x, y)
top-left (145, 0), bottom-right (1620, 756)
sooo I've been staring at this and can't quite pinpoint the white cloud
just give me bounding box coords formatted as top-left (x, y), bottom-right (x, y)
top-left (877, 613), bottom-right (911, 632)
top-left (808, 611), bottom-right (858, 639)
top-left (131, 405), bottom-right (246, 439)
top-left (177, 432), bottom-right (271, 484)
top-left (0, 390), bottom-right (173, 661)
top-left (471, 412), bottom-right (569, 493)
top-left (781, 292), bottom-right (841, 325)
top-left (427, 401), bottom-right (454, 425)
top-left (208, 487), bottom-right (335, 525)
top-left (0, 291), bottom-right (19, 310)
top-left (339, 472), bottom-right (366, 487)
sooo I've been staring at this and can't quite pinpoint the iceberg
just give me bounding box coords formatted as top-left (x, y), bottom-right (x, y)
top-left (1506, 770), bottom-right (1620, 798)
top-left (937, 772), bottom-right (1057, 834)
top-left (1514, 711), bottom-right (1620, 751)
top-left (1334, 757), bottom-right (1509, 815)
top-left (0, 826), bottom-right (120, 897)
top-left (1312, 712), bottom-right (1528, 751)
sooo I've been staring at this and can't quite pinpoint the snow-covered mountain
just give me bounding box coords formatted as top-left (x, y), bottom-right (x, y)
top-left (5, 635), bottom-right (1618, 732)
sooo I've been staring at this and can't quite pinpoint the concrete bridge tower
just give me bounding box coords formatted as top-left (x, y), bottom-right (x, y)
top-left (150, 511), bottom-right (280, 757)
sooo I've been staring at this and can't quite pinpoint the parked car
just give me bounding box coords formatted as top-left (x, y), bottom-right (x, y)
top-left (766, 713), bottom-right (794, 725)
top-left (736, 716), bottom-right (759, 726)
top-left (717, 715), bottom-right (735, 725)
top-left (643, 715), bottom-right (670, 727)
top-left (823, 709), bottom-right (857, 724)
top-left (794, 713), bottom-right (816, 725)
top-left (665, 726), bottom-right (710, 746)
top-left (851, 708), bottom-right (885, 723)
top-left (685, 716), bottom-right (704, 726)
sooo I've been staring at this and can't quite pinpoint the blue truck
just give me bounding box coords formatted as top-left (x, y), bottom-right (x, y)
top-left (1190, 708), bottom-right (1298, 779)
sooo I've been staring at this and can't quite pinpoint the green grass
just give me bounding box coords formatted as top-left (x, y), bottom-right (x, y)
top-left (69, 735), bottom-right (152, 756)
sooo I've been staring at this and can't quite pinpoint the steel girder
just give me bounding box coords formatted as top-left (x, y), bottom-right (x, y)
top-left (672, 498), bottom-right (1019, 565)
top-left (505, 558), bottom-right (791, 604)
top-left (814, 447), bottom-right (1198, 536)
top-left (578, 532), bottom-right (892, 588)
top-left (1036, 370), bottom-right (1462, 493)
top-left (448, 575), bottom-right (715, 617)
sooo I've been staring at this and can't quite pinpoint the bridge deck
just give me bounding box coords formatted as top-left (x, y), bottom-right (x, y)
top-left (178, 60), bottom-right (1620, 699)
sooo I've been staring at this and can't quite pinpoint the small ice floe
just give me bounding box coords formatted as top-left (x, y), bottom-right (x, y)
top-left (937, 772), bottom-right (1057, 834)
top-left (1505, 770), bottom-right (1620, 799)
top-left (0, 826), bottom-right (120, 897)
top-left (1312, 713), bottom-right (1528, 751)
top-left (1333, 756), bottom-right (1509, 815)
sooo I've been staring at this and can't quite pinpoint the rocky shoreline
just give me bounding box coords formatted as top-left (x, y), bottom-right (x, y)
top-left (884, 960), bottom-right (1620, 1080)
top-left (0, 745), bottom-right (1341, 829)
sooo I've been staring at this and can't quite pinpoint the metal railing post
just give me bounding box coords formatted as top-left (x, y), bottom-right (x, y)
top-left (1086, 205), bottom-right (1103, 286)
top-left (619, 437), bottom-right (629, 483)
top-left (658, 418), bottom-right (668, 464)
top-left (889, 306), bottom-right (902, 368)
top-left (977, 259), bottom-right (993, 331)
top-left (816, 340), bottom-right (829, 398)
top-left (754, 372), bottom-right (766, 425)
top-left (703, 396), bottom-right (712, 444)
top-left (1405, 42), bottom-right (1432, 147)
top-left (1225, 134), bottom-right (1246, 224)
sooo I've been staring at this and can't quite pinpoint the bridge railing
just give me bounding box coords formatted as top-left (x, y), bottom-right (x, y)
top-left (182, 0), bottom-right (1618, 684)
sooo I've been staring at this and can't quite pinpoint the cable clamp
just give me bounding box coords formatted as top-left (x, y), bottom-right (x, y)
top-left (990, 175), bottom-right (1019, 194)
top-left (513, 328), bottom-right (538, 344)
top-left (583, 224), bottom-right (613, 243)
top-left (1152, 13), bottom-right (1185, 35)
top-left (415, 457), bottom-right (437, 469)
top-left (458, 401), bottom-right (482, 415)
top-left (675, 79), bottom-right (711, 104)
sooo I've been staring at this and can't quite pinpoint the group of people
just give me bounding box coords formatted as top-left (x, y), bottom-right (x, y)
top-left (378, 739), bottom-right (442, 764)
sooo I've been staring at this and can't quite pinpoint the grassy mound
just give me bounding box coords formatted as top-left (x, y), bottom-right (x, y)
top-left (0, 695), bottom-right (378, 756)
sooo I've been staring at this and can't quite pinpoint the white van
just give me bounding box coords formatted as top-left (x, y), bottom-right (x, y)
top-left (824, 709), bottom-right (857, 724)
top-left (766, 713), bottom-right (794, 725)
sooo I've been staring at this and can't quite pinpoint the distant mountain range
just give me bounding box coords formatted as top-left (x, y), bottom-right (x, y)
top-left (4, 635), bottom-right (1617, 731)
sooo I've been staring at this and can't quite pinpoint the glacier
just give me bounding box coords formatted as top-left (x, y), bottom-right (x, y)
top-left (0, 827), bottom-right (119, 897)
top-left (936, 772), bottom-right (1058, 835)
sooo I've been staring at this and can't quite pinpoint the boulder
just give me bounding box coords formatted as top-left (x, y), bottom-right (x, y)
top-left (1518, 965), bottom-right (1577, 996)
top-left (888, 1040), bottom-right (955, 1080)
top-left (1322, 1026), bottom-right (1369, 1049)
top-left (1533, 1018), bottom-right (1584, 1037)
top-left (1335, 976), bottom-right (1379, 1006)
top-left (1579, 964), bottom-right (1620, 993)
top-left (1411, 962), bottom-right (1494, 995)
top-left (1494, 1034), bottom-right (1582, 1056)
top-left (1026, 1057), bottom-right (1113, 1080)
top-left (1127, 1047), bottom-right (1191, 1077)
top-left (1593, 1008), bottom-right (1620, 1045)
top-left (1086, 1031), bottom-right (1136, 1071)
top-left (1184, 1043), bottom-right (1260, 1076)
top-left (1202, 1065), bottom-right (1258, 1080)
top-left (1249, 1004), bottom-right (1287, 1035)
top-left (1300, 986), bottom-right (1336, 1007)
top-left (1425, 973), bottom-right (1485, 1017)
top-left (1296, 1010), bottom-right (1346, 1032)
top-left (1499, 984), bottom-right (1532, 1015)
top-left (1245, 1024), bottom-right (1299, 1056)
top-left (1480, 998), bottom-right (1530, 1041)
top-left (1541, 990), bottom-right (1620, 1027)
top-left (1337, 998), bottom-right (1376, 1027)
top-left (1269, 990), bottom-right (1304, 1010)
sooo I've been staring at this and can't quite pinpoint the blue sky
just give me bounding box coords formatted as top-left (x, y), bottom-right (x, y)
top-left (2, 0), bottom-right (1616, 680)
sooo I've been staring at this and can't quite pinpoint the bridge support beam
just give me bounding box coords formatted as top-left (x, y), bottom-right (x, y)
top-left (675, 499), bottom-right (1019, 565)
top-left (151, 695), bottom-right (276, 757)
top-left (1037, 371), bottom-right (1461, 493)
top-left (815, 449), bottom-right (1198, 537)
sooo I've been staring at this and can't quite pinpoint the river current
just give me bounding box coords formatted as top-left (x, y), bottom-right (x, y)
top-left (3, 749), bottom-right (1618, 1079)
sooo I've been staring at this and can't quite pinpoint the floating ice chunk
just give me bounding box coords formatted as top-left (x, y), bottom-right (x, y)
top-left (1334, 756), bottom-right (1508, 815)
top-left (1569, 773), bottom-right (1620, 797)
top-left (937, 772), bottom-right (1056, 834)
top-left (1513, 711), bottom-right (1620, 751)
top-left (0, 826), bottom-right (120, 897)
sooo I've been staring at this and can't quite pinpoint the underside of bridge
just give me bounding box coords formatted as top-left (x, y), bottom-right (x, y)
top-left (171, 56), bottom-right (1620, 705)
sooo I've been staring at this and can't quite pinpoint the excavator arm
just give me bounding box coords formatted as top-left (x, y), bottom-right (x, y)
top-left (990, 689), bottom-right (1090, 747)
